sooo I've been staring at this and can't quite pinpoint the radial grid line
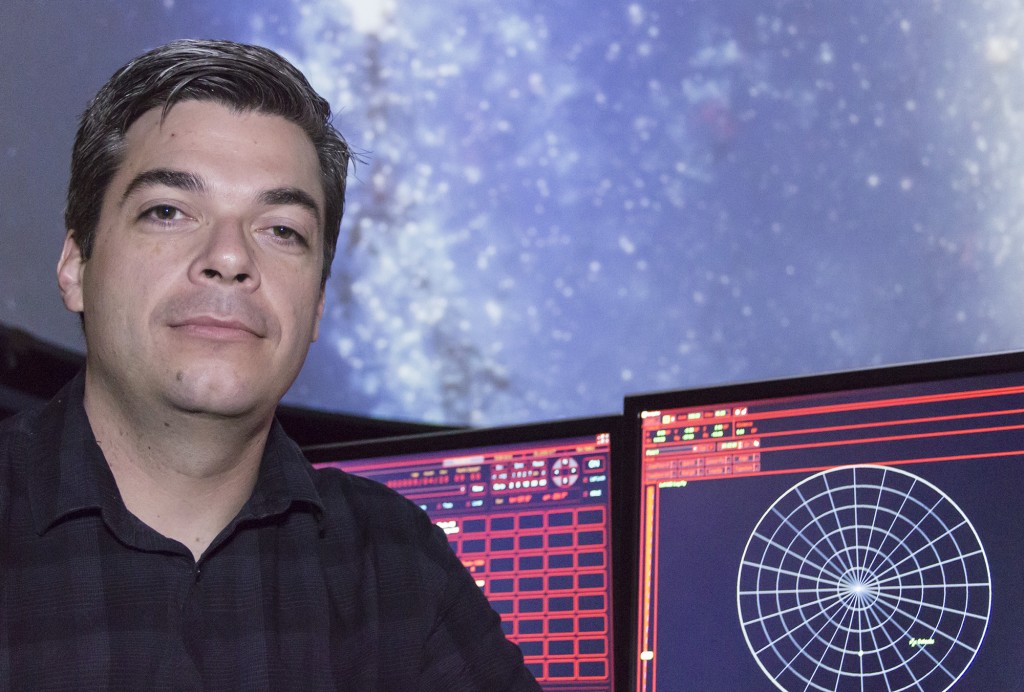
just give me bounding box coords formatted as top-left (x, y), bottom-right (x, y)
top-left (768, 504), bottom-right (849, 576)
top-left (872, 580), bottom-right (991, 594)
top-left (862, 472), bottom-right (888, 577)
top-left (860, 614), bottom-right (899, 689)
top-left (873, 547), bottom-right (984, 592)
top-left (823, 472), bottom-right (857, 575)
top-left (773, 593), bottom-right (861, 689)
top-left (794, 485), bottom-right (849, 570)
top-left (853, 468), bottom-right (862, 570)
top-left (857, 604), bottom-right (866, 687)
top-left (870, 520), bottom-right (971, 585)
top-left (865, 477), bottom-right (917, 575)
top-left (869, 493), bottom-right (949, 574)
top-left (740, 575), bottom-right (844, 608)
top-left (752, 594), bottom-right (849, 656)
top-left (739, 586), bottom-right (833, 600)
top-left (763, 629), bottom-right (838, 692)
top-left (869, 589), bottom-right (988, 636)
top-left (869, 586), bottom-right (963, 624)
top-left (901, 634), bottom-right (960, 683)
top-left (738, 562), bottom-right (856, 594)
top-left (745, 533), bottom-right (847, 583)
top-left (862, 598), bottom-right (918, 687)
top-left (740, 582), bottom-right (881, 599)
top-left (841, 608), bottom-right (860, 692)
top-left (862, 591), bottom-right (941, 639)
top-left (806, 599), bottom-right (859, 688)
top-left (744, 587), bottom-right (849, 632)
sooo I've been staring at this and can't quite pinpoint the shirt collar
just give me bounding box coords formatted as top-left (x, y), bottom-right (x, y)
top-left (242, 418), bottom-right (325, 522)
top-left (26, 371), bottom-right (325, 537)
top-left (25, 371), bottom-right (117, 536)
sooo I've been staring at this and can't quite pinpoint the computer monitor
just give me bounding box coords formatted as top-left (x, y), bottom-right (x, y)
top-left (304, 416), bottom-right (628, 691)
top-left (624, 351), bottom-right (1024, 691)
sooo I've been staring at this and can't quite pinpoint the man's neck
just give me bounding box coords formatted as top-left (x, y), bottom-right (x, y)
top-left (82, 377), bottom-right (273, 561)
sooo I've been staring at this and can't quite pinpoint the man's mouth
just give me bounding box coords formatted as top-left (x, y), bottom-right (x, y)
top-left (172, 315), bottom-right (263, 341)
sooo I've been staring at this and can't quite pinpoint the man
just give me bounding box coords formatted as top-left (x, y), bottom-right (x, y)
top-left (0, 39), bottom-right (539, 690)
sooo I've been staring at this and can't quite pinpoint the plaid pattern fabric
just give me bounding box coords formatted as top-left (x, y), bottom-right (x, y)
top-left (0, 373), bottom-right (538, 691)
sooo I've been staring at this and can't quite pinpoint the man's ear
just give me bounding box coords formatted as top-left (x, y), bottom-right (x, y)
top-left (57, 231), bottom-right (86, 313)
top-left (311, 287), bottom-right (326, 343)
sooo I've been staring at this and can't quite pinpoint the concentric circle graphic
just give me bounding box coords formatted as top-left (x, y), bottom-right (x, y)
top-left (737, 465), bottom-right (991, 691)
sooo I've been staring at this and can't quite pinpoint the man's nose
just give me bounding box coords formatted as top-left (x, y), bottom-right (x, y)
top-left (188, 220), bottom-right (261, 289)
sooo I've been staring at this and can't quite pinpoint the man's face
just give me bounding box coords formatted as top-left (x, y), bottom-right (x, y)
top-left (58, 100), bottom-right (326, 420)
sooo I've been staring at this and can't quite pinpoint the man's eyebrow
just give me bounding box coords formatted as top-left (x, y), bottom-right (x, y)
top-left (120, 170), bottom-right (321, 226)
top-left (121, 168), bottom-right (205, 202)
top-left (259, 187), bottom-right (322, 227)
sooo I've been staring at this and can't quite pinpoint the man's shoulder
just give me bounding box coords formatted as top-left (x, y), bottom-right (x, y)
top-left (0, 380), bottom-right (80, 465)
top-left (0, 374), bottom-right (83, 458)
top-left (304, 463), bottom-right (456, 570)
top-left (0, 404), bottom-right (47, 463)
top-left (309, 465), bottom-right (437, 536)
top-left (0, 403), bottom-right (38, 432)
top-left (0, 405), bottom-right (51, 514)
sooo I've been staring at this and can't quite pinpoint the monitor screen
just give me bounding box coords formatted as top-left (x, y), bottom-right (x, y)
top-left (304, 416), bottom-right (626, 691)
top-left (624, 352), bottom-right (1024, 691)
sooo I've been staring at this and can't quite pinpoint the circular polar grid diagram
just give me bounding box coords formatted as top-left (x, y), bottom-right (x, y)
top-left (737, 465), bottom-right (991, 691)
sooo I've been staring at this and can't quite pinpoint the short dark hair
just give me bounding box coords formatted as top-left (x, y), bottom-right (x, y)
top-left (65, 38), bottom-right (349, 286)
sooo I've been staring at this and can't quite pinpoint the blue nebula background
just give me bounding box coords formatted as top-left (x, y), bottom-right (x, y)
top-left (2, 0), bottom-right (1023, 426)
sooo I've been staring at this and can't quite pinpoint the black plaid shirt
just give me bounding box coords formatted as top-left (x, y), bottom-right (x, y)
top-left (0, 373), bottom-right (539, 691)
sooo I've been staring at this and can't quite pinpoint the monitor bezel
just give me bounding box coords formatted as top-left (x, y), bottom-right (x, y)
top-left (624, 350), bottom-right (1024, 419)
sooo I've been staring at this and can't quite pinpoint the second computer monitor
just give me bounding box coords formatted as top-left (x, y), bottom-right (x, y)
top-left (625, 352), bottom-right (1024, 691)
top-left (304, 416), bottom-right (625, 692)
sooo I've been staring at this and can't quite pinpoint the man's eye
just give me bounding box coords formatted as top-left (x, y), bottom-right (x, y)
top-left (142, 204), bottom-right (182, 221)
top-left (272, 225), bottom-right (305, 243)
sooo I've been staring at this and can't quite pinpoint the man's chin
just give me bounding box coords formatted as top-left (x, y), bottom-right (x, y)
top-left (165, 373), bottom-right (273, 421)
